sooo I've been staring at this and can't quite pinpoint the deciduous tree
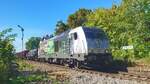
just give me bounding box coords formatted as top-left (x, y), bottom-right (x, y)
top-left (67, 8), bottom-right (92, 28)
top-left (0, 28), bottom-right (17, 83)
top-left (25, 37), bottom-right (41, 50)
top-left (86, 0), bottom-right (150, 60)
top-left (55, 20), bottom-right (69, 35)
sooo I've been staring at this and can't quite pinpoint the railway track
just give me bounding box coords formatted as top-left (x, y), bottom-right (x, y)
top-left (75, 68), bottom-right (150, 82)
top-left (25, 60), bottom-right (150, 83)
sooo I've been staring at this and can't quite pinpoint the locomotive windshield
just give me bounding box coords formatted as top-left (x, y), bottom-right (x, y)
top-left (83, 28), bottom-right (108, 49)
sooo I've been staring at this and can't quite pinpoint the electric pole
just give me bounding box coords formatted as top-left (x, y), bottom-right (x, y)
top-left (17, 25), bottom-right (24, 57)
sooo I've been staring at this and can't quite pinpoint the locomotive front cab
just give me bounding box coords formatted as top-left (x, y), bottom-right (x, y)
top-left (83, 27), bottom-right (112, 65)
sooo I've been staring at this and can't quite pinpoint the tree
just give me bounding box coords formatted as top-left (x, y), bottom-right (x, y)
top-left (25, 37), bottom-right (41, 50)
top-left (125, 0), bottom-right (150, 58)
top-left (55, 20), bottom-right (69, 35)
top-left (67, 8), bottom-right (92, 28)
top-left (86, 0), bottom-right (150, 60)
top-left (0, 28), bottom-right (17, 83)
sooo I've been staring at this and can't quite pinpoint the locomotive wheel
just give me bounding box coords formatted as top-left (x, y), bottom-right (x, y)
top-left (48, 58), bottom-right (52, 64)
top-left (60, 59), bottom-right (64, 65)
top-left (74, 61), bottom-right (79, 69)
top-left (74, 60), bottom-right (81, 69)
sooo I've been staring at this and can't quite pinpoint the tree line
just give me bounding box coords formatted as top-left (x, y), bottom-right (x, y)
top-left (54, 0), bottom-right (150, 61)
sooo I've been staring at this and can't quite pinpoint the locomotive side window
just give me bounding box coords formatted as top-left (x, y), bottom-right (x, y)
top-left (54, 41), bottom-right (59, 52)
top-left (74, 32), bottom-right (78, 40)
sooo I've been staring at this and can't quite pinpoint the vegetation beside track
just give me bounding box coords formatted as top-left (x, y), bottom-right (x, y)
top-left (0, 29), bottom-right (68, 84)
top-left (11, 59), bottom-right (69, 84)
top-left (16, 59), bottom-right (70, 84)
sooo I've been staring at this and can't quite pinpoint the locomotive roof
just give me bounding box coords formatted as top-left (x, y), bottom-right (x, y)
top-left (52, 30), bottom-right (70, 41)
top-left (83, 27), bottom-right (103, 33)
top-left (50, 26), bottom-right (107, 41)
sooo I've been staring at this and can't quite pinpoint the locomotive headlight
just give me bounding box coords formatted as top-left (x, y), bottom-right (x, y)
top-left (88, 49), bottom-right (93, 53)
top-left (88, 49), bottom-right (91, 53)
top-left (105, 49), bottom-right (109, 53)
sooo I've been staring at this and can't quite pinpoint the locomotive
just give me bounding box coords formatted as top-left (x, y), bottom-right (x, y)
top-left (38, 26), bottom-right (112, 68)
top-left (17, 26), bottom-right (112, 68)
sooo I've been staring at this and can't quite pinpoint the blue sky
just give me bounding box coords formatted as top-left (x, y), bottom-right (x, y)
top-left (0, 0), bottom-right (121, 52)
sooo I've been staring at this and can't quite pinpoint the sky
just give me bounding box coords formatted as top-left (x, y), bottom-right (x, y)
top-left (0, 0), bottom-right (121, 52)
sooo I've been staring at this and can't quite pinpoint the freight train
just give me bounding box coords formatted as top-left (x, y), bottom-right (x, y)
top-left (16, 26), bottom-right (112, 68)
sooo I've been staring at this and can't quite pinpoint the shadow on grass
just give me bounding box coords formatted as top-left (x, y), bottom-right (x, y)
top-left (109, 59), bottom-right (135, 72)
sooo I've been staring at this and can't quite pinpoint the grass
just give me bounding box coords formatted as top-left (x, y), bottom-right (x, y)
top-left (112, 55), bottom-right (150, 67)
top-left (16, 59), bottom-right (34, 71)
top-left (15, 58), bottom-right (69, 84)
top-left (134, 56), bottom-right (150, 66)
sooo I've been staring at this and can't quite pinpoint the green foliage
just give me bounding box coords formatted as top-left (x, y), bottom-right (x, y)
top-left (25, 37), bottom-right (41, 50)
top-left (55, 8), bottom-right (92, 35)
top-left (17, 59), bottom-right (34, 71)
top-left (137, 56), bottom-right (150, 64)
top-left (10, 73), bottom-right (48, 84)
top-left (55, 20), bottom-right (69, 35)
top-left (86, 0), bottom-right (150, 60)
top-left (0, 28), bottom-right (17, 84)
top-left (12, 59), bottom-right (67, 84)
top-left (67, 8), bottom-right (92, 28)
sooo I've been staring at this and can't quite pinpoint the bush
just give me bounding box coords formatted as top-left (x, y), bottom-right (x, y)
top-left (0, 28), bottom-right (17, 83)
